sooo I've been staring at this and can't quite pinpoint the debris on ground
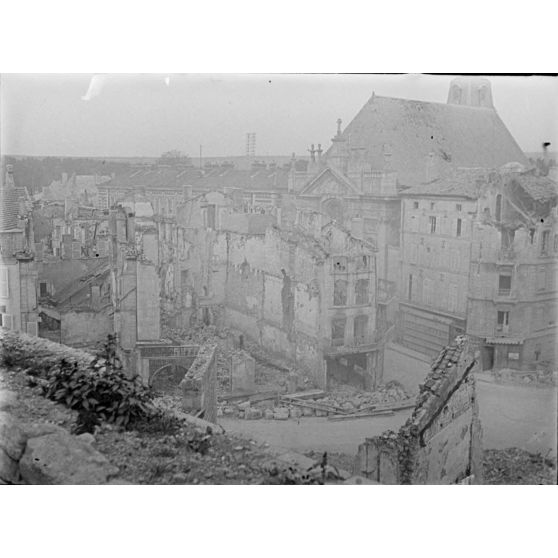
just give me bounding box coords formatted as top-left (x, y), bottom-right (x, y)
top-left (216, 380), bottom-right (414, 421)
top-left (483, 448), bottom-right (557, 485)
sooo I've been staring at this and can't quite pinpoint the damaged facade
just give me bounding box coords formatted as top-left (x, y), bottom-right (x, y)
top-left (0, 164), bottom-right (39, 336)
top-left (399, 166), bottom-right (558, 370)
top-left (208, 219), bottom-right (384, 389)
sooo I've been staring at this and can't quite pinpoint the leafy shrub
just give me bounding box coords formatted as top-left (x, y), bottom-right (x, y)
top-left (1, 329), bottom-right (154, 430)
top-left (43, 345), bottom-right (153, 430)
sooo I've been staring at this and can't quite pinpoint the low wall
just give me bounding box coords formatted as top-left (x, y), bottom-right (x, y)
top-left (179, 343), bottom-right (218, 424)
top-left (355, 336), bottom-right (484, 484)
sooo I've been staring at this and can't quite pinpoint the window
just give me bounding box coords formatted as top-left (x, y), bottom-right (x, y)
top-left (430, 202), bottom-right (435, 210)
top-left (355, 279), bottom-right (369, 305)
top-left (456, 204), bottom-right (462, 212)
top-left (498, 275), bottom-right (512, 296)
top-left (355, 255), bottom-right (368, 271)
top-left (497, 310), bottom-right (509, 329)
top-left (408, 274), bottom-right (413, 300)
top-left (331, 317), bottom-right (346, 346)
top-left (333, 279), bottom-right (348, 306)
top-left (429, 216), bottom-right (437, 234)
top-left (536, 266), bottom-right (546, 291)
top-left (413, 201), bottom-right (419, 209)
top-left (495, 194), bottom-right (502, 222)
top-left (39, 282), bottom-right (48, 297)
top-left (456, 218), bottom-right (462, 237)
top-left (529, 229), bottom-right (536, 244)
top-left (541, 230), bottom-right (550, 254)
top-left (333, 257), bottom-right (347, 272)
top-left (0, 268), bottom-right (8, 298)
top-left (354, 315), bottom-right (369, 345)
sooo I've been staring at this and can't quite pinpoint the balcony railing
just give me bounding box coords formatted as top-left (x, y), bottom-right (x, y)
top-left (497, 288), bottom-right (511, 297)
top-left (494, 324), bottom-right (510, 336)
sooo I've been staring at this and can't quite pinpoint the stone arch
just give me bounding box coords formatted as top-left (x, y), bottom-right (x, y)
top-left (150, 363), bottom-right (189, 394)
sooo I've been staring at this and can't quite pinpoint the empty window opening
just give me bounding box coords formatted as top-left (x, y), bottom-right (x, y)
top-left (333, 279), bottom-right (348, 306)
top-left (356, 255), bottom-right (369, 271)
top-left (354, 315), bottom-right (369, 345)
top-left (495, 194), bottom-right (502, 222)
top-left (498, 275), bottom-right (512, 296)
top-left (333, 257), bottom-right (347, 272)
top-left (529, 229), bottom-right (536, 244)
top-left (355, 279), bottom-right (369, 305)
top-left (331, 318), bottom-right (346, 346)
top-left (541, 230), bottom-right (550, 254)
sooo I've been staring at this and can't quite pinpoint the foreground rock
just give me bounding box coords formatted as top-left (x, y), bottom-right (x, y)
top-left (0, 411), bottom-right (28, 483)
top-left (19, 430), bottom-right (119, 484)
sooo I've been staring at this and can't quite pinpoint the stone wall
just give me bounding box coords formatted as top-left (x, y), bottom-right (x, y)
top-left (180, 343), bottom-right (218, 423)
top-left (355, 336), bottom-right (484, 484)
top-left (61, 310), bottom-right (112, 349)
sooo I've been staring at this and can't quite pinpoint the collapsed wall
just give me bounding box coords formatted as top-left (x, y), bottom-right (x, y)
top-left (355, 336), bottom-right (484, 484)
top-left (180, 343), bottom-right (218, 423)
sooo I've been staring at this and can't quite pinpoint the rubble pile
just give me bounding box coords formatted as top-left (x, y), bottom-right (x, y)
top-left (483, 448), bottom-right (557, 485)
top-left (217, 380), bottom-right (414, 421)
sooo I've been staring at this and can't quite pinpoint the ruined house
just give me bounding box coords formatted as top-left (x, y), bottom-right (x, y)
top-left (399, 166), bottom-right (558, 371)
top-left (0, 164), bottom-right (39, 335)
top-left (37, 257), bottom-right (112, 348)
top-left (207, 218), bottom-right (384, 389)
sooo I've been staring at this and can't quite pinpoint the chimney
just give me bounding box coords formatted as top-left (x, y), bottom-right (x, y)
top-left (308, 144), bottom-right (316, 164)
top-left (317, 144), bottom-right (323, 165)
top-left (542, 142), bottom-right (551, 175)
top-left (126, 212), bottom-right (135, 243)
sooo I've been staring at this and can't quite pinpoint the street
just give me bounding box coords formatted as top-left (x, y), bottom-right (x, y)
top-left (220, 345), bottom-right (557, 458)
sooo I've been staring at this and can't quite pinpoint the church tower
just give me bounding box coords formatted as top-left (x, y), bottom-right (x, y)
top-left (447, 77), bottom-right (494, 109)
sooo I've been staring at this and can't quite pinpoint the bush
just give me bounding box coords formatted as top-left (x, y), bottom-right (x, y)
top-left (1, 329), bottom-right (154, 431)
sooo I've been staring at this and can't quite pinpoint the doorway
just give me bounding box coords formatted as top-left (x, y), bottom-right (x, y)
top-left (482, 345), bottom-right (495, 371)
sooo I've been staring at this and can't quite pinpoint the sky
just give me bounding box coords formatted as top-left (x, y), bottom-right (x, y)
top-left (1, 74), bottom-right (557, 159)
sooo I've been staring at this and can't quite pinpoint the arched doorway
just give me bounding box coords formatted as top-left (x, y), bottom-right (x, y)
top-left (150, 363), bottom-right (189, 395)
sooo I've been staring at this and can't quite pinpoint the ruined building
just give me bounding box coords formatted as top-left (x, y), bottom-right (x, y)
top-left (0, 164), bottom-right (39, 335)
top-left (283, 77), bottom-right (527, 322)
top-left (399, 166), bottom-right (558, 371)
top-left (206, 218), bottom-right (384, 389)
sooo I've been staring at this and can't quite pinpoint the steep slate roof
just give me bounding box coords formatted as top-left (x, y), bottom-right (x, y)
top-left (328, 95), bottom-right (528, 187)
top-left (400, 168), bottom-right (493, 199)
top-left (513, 173), bottom-right (558, 202)
top-left (0, 183), bottom-right (20, 231)
top-left (47, 258), bottom-right (110, 308)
